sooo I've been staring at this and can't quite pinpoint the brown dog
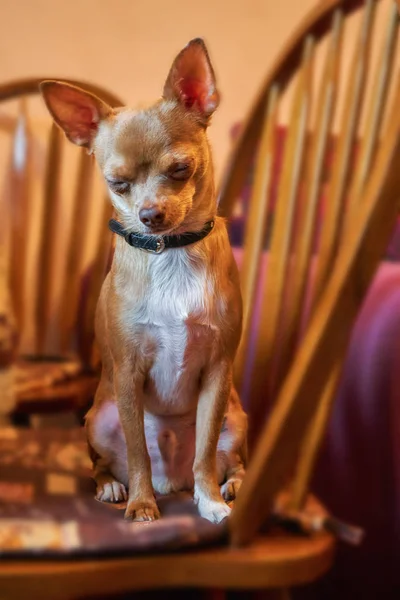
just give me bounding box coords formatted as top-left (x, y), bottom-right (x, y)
top-left (40, 38), bottom-right (247, 524)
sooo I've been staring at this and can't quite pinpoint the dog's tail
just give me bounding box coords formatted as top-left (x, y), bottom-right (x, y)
top-left (157, 430), bottom-right (177, 467)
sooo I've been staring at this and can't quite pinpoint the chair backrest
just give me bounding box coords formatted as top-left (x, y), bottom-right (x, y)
top-left (217, 0), bottom-right (400, 544)
top-left (0, 79), bottom-right (123, 367)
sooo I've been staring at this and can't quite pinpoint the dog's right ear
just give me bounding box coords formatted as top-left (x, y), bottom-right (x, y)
top-left (40, 81), bottom-right (112, 147)
top-left (163, 38), bottom-right (220, 125)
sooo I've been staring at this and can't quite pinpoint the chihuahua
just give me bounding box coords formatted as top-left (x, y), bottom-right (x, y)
top-left (40, 38), bottom-right (247, 524)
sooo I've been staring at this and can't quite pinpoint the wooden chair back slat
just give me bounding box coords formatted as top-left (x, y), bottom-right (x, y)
top-left (345, 1), bottom-right (399, 227)
top-left (234, 84), bottom-right (280, 390)
top-left (229, 84), bottom-right (400, 544)
top-left (79, 194), bottom-right (114, 367)
top-left (8, 101), bottom-right (33, 333)
top-left (311, 0), bottom-right (377, 311)
top-left (273, 9), bottom-right (344, 393)
top-left (59, 150), bottom-right (95, 354)
top-left (35, 122), bottom-right (63, 355)
top-left (218, 0), bottom-right (366, 219)
top-left (290, 360), bottom-right (341, 510)
top-left (289, 5), bottom-right (400, 512)
top-left (0, 78), bottom-right (123, 367)
top-left (243, 37), bottom-right (314, 441)
top-left (217, 0), bottom-right (400, 544)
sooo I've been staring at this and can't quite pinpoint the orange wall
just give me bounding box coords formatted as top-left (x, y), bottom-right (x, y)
top-left (1, 0), bottom-right (316, 180)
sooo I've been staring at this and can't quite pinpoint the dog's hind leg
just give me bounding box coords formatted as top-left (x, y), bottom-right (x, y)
top-left (90, 448), bottom-right (128, 503)
top-left (93, 461), bottom-right (128, 503)
top-left (85, 377), bottom-right (129, 504)
top-left (219, 449), bottom-right (246, 502)
top-left (86, 419), bottom-right (129, 503)
top-left (217, 387), bottom-right (247, 502)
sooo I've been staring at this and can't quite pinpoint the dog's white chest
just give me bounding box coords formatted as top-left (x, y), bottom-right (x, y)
top-left (133, 252), bottom-right (217, 413)
top-left (147, 319), bottom-right (211, 411)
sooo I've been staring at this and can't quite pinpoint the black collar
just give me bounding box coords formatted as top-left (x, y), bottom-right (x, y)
top-left (109, 218), bottom-right (215, 254)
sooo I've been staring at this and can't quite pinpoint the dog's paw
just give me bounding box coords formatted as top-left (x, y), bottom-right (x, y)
top-left (124, 500), bottom-right (160, 522)
top-left (96, 480), bottom-right (128, 503)
top-left (196, 497), bottom-right (231, 524)
top-left (220, 477), bottom-right (242, 502)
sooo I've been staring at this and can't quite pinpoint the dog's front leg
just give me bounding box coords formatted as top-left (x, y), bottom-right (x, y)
top-left (194, 361), bottom-right (232, 524)
top-left (114, 361), bottom-right (160, 521)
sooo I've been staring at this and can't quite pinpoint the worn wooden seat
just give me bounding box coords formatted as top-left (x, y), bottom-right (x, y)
top-left (0, 79), bottom-right (123, 417)
top-left (2, 519), bottom-right (334, 600)
top-left (1, 0), bottom-right (400, 597)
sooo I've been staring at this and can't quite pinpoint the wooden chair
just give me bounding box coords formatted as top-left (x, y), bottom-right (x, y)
top-left (0, 79), bottom-right (123, 417)
top-left (219, 0), bottom-right (400, 542)
top-left (1, 0), bottom-right (400, 597)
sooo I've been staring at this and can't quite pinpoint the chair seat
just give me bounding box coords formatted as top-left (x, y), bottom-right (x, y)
top-left (13, 358), bottom-right (98, 414)
top-left (0, 425), bottom-right (335, 598)
top-left (1, 530), bottom-right (335, 599)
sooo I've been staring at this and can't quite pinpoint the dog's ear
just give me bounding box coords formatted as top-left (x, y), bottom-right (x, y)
top-left (40, 81), bottom-right (112, 147)
top-left (163, 38), bottom-right (220, 124)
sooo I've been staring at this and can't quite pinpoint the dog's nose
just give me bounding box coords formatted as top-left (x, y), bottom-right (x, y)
top-left (139, 207), bottom-right (165, 228)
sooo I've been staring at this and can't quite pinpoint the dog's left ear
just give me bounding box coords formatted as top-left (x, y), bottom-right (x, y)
top-left (163, 38), bottom-right (220, 124)
top-left (40, 81), bottom-right (112, 148)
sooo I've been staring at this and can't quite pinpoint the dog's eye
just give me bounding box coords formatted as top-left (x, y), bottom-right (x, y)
top-left (169, 164), bottom-right (190, 181)
top-left (107, 180), bottom-right (130, 195)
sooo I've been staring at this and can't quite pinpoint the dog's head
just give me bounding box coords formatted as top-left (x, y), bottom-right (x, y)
top-left (40, 39), bottom-right (220, 235)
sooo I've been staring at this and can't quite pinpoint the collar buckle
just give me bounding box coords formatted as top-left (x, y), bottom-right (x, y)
top-left (144, 237), bottom-right (165, 254)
